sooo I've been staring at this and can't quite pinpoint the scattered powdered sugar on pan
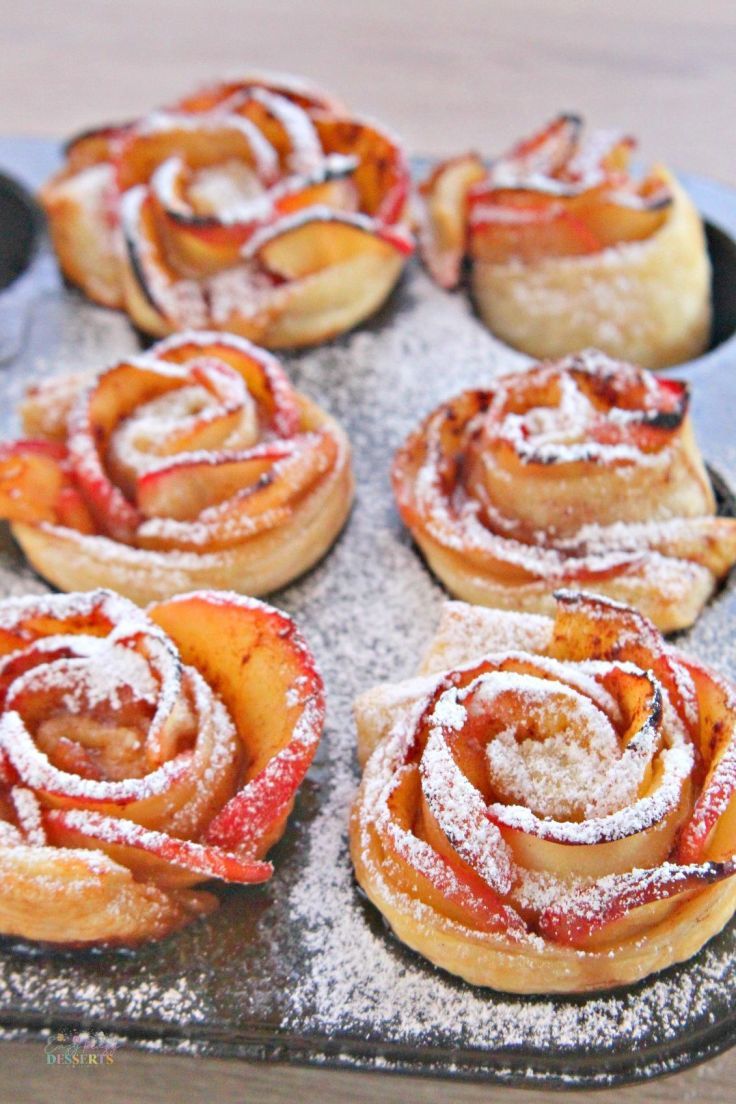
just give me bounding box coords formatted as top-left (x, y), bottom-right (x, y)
top-left (0, 142), bottom-right (735, 1085)
top-left (273, 268), bottom-right (736, 1068)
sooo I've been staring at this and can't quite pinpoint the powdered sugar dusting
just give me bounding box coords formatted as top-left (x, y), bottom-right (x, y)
top-left (477, 673), bottom-right (629, 819)
top-left (0, 139), bottom-right (735, 1086)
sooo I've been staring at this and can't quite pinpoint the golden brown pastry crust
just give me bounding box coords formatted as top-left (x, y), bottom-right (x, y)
top-left (0, 587), bottom-right (323, 945)
top-left (351, 594), bottom-right (736, 993)
top-left (392, 351), bottom-right (736, 632)
top-left (417, 116), bottom-right (712, 370)
top-left (472, 173), bottom-right (711, 370)
top-left (40, 72), bottom-right (413, 348)
top-left (0, 332), bottom-right (354, 604)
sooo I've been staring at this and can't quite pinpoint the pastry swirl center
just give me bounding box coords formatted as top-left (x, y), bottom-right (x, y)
top-left (468, 672), bottom-right (640, 820)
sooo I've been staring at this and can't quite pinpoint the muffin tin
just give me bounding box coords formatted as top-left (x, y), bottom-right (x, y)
top-left (0, 138), bottom-right (735, 1089)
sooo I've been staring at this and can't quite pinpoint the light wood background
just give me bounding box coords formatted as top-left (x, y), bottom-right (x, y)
top-left (1, 1), bottom-right (736, 1101)
top-left (2, 0), bottom-right (735, 184)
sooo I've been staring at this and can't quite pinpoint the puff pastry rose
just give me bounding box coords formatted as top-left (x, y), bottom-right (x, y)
top-left (40, 71), bottom-right (413, 348)
top-left (393, 350), bottom-right (736, 632)
top-left (0, 331), bottom-right (353, 604)
top-left (0, 587), bottom-right (323, 945)
top-left (351, 593), bottom-right (736, 993)
top-left (417, 114), bottom-right (711, 369)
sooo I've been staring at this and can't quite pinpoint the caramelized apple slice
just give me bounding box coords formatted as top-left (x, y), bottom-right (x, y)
top-left (247, 208), bottom-right (413, 280)
top-left (372, 765), bottom-right (525, 934)
top-left (0, 442), bottom-right (67, 525)
top-left (54, 486), bottom-right (97, 534)
top-left (0, 442), bottom-right (95, 534)
top-left (46, 808), bottom-right (273, 888)
top-left (272, 156), bottom-right (359, 216)
top-left (149, 591), bottom-right (324, 855)
top-left (150, 157), bottom-right (256, 276)
top-left (136, 442), bottom-right (296, 520)
top-left (501, 113), bottom-right (582, 177)
top-left (225, 86), bottom-right (322, 171)
top-left (153, 332), bottom-right (300, 435)
top-left (538, 861), bottom-right (735, 947)
top-left (68, 357), bottom-right (179, 540)
top-left (561, 129), bottom-right (635, 182)
top-left (312, 114), bottom-right (409, 221)
top-left (676, 659), bottom-right (736, 863)
top-left (71, 350), bottom-right (262, 538)
top-left (572, 189), bottom-right (672, 246)
top-left (174, 73), bottom-right (343, 116)
top-left (550, 591), bottom-right (703, 737)
top-left (418, 153), bottom-right (487, 288)
top-left (136, 431), bottom-right (337, 550)
top-left (120, 186), bottom-right (208, 335)
top-left (63, 122), bottom-right (130, 174)
top-left (116, 114), bottom-right (278, 192)
top-left (150, 154), bottom-right (360, 280)
top-left (470, 203), bottom-right (602, 263)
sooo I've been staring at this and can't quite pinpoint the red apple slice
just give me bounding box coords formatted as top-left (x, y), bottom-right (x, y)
top-left (502, 113), bottom-right (582, 177)
top-left (136, 431), bottom-right (337, 550)
top-left (54, 485), bottom-right (96, 534)
top-left (136, 442), bottom-right (296, 520)
top-left (550, 590), bottom-right (703, 739)
top-left (0, 441), bottom-right (67, 526)
top-left (675, 657), bottom-right (736, 863)
top-left (151, 154), bottom-right (362, 279)
top-left (470, 202), bottom-right (602, 263)
top-left (70, 350), bottom-right (263, 536)
top-left (153, 332), bottom-right (300, 436)
top-left (247, 208), bottom-right (413, 280)
top-left (149, 591), bottom-right (324, 855)
top-left (373, 764), bottom-right (525, 934)
top-left (67, 356), bottom-right (187, 540)
top-left (272, 156), bottom-right (359, 216)
top-left (231, 86), bottom-right (324, 171)
top-left (418, 153), bottom-right (487, 288)
top-left (563, 130), bottom-right (635, 180)
top-left (115, 113), bottom-right (278, 192)
top-left (312, 114), bottom-right (410, 221)
top-left (571, 190), bottom-right (671, 246)
top-left (149, 157), bottom-right (258, 275)
top-left (538, 861), bottom-right (735, 947)
top-left (46, 807), bottom-right (273, 886)
top-left (149, 357), bottom-right (250, 457)
top-left (173, 73), bottom-right (343, 116)
top-left (120, 185), bottom-right (208, 335)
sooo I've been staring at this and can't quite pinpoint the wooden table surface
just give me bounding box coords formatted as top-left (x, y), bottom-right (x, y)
top-left (2, 1), bottom-right (735, 1101)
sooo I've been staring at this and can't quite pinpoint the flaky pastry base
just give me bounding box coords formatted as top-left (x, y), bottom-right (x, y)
top-left (472, 172), bottom-right (711, 370)
top-left (11, 395), bottom-right (353, 605)
top-left (351, 601), bottom-right (736, 993)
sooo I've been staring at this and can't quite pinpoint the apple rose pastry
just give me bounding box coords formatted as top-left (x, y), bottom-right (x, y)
top-left (0, 586), bottom-right (324, 945)
top-left (40, 71), bottom-right (413, 347)
top-left (393, 350), bottom-right (736, 632)
top-left (0, 331), bottom-right (354, 604)
top-left (351, 593), bottom-right (736, 993)
top-left (417, 114), bottom-right (711, 369)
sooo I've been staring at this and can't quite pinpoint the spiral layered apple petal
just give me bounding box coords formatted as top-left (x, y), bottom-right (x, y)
top-left (416, 114), bottom-right (711, 369)
top-left (351, 593), bottom-right (736, 993)
top-left (40, 72), bottom-right (414, 348)
top-left (392, 350), bottom-right (736, 632)
top-left (0, 331), bottom-right (354, 604)
top-left (0, 587), bottom-right (324, 945)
